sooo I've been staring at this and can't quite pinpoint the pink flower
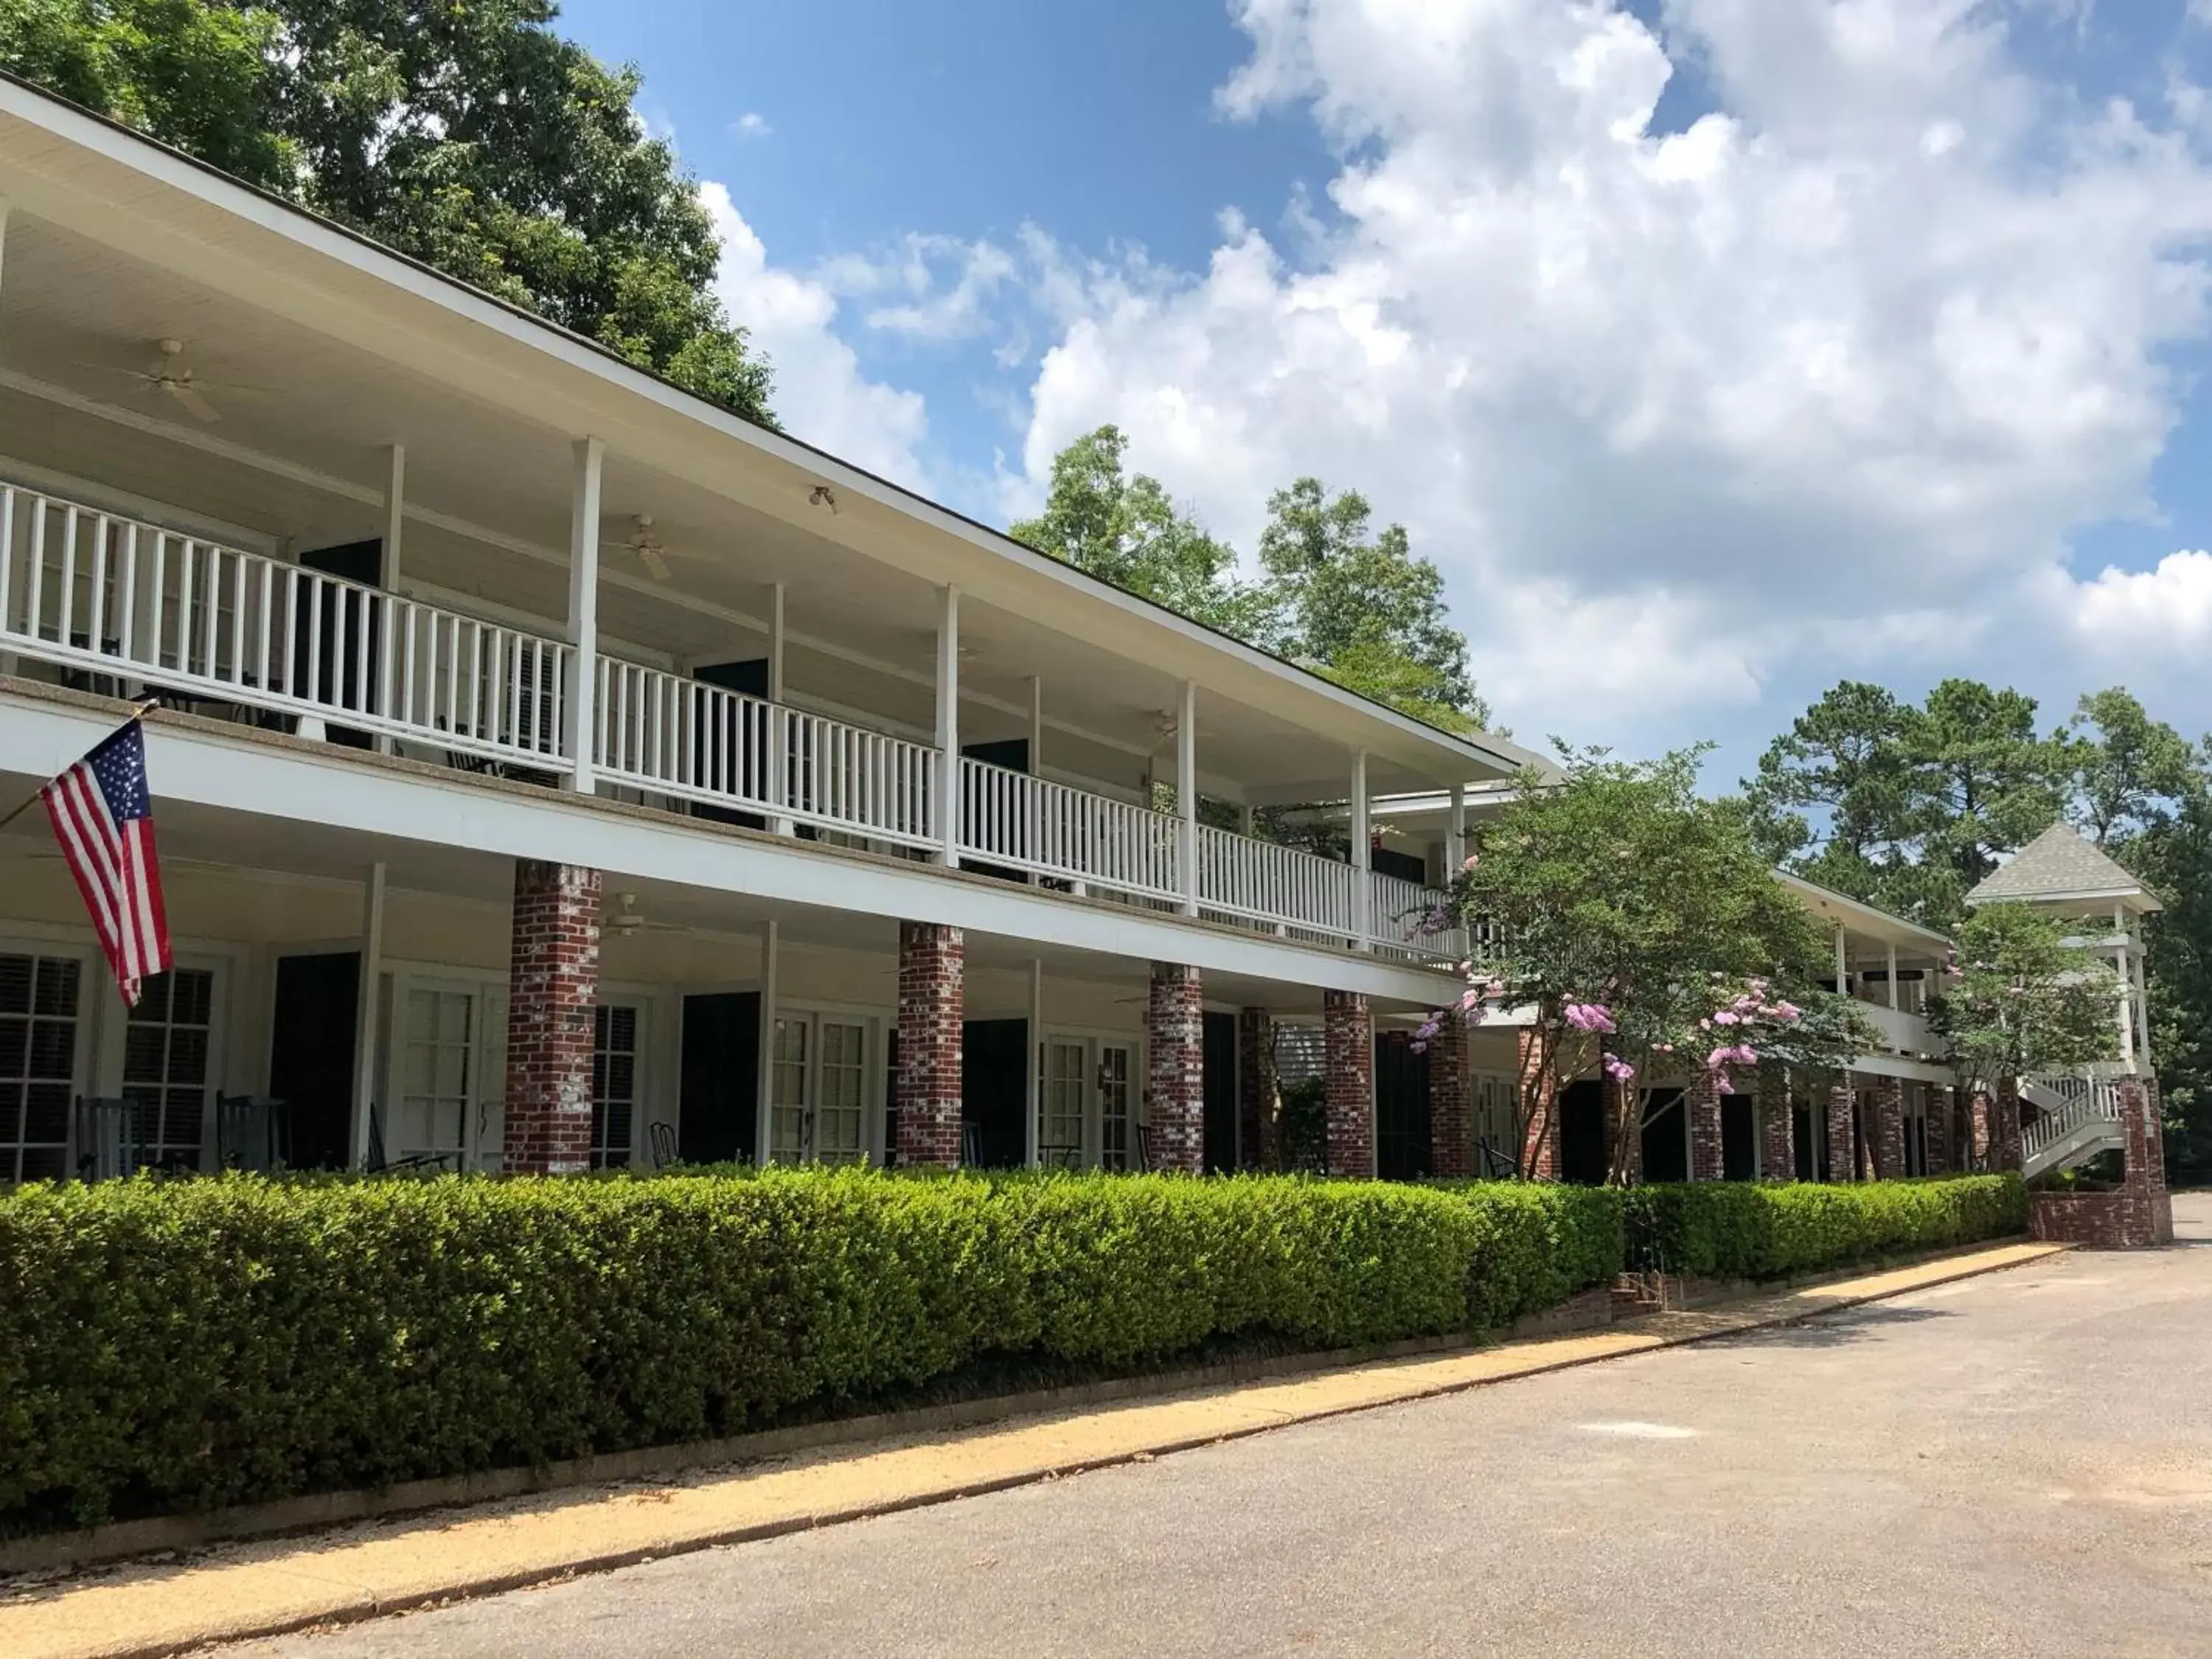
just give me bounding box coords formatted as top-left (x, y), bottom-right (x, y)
top-left (1771, 1001), bottom-right (1801, 1023)
top-left (1563, 1003), bottom-right (1616, 1034)
top-left (1654, 1042), bottom-right (1674, 1054)
top-left (1601, 1053), bottom-right (1636, 1082)
top-left (1462, 853), bottom-right (1480, 871)
top-left (1714, 1073), bottom-right (1735, 1095)
top-left (1713, 1010), bottom-right (1740, 1026)
top-left (1698, 1018), bottom-right (1712, 1032)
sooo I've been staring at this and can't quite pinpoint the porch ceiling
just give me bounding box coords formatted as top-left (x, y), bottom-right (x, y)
top-left (0, 95), bottom-right (1523, 801)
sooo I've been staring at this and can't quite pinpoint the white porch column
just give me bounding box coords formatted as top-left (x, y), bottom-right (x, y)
top-left (348, 862), bottom-right (387, 1169)
top-left (374, 445), bottom-right (405, 755)
top-left (767, 582), bottom-right (793, 835)
top-left (1025, 957), bottom-right (1044, 1169)
top-left (1236, 802), bottom-right (1256, 837)
top-left (755, 918), bottom-right (779, 1162)
top-left (1027, 675), bottom-right (1046, 887)
top-left (1351, 750), bottom-right (1371, 950)
top-left (1886, 942), bottom-right (1899, 1010)
top-left (935, 585), bottom-right (960, 866)
top-left (2131, 942), bottom-right (2154, 1070)
top-left (1446, 781), bottom-right (1467, 877)
top-left (563, 437), bottom-right (604, 794)
top-left (1177, 678), bottom-right (1198, 917)
top-left (0, 200), bottom-right (13, 681)
top-left (1833, 923), bottom-right (1848, 992)
top-left (2117, 940), bottom-right (2137, 1072)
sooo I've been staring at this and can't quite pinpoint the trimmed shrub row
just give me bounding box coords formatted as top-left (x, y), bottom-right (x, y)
top-left (1624, 1174), bottom-right (2028, 1281)
top-left (0, 1170), bottom-right (1621, 1533)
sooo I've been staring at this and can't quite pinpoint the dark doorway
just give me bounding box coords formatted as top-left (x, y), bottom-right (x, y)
top-left (1203, 1010), bottom-right (1239, 1171)
top-left (961, 739), bottom-right (1031, 883)
top-left (679, 992), bottom-right (759, 1164)
top-left (1908, 1114), bottom-right (1927, 1176)
top-left (1559, 1079), bottom-right (1607, 1186)
top-left (962, 1018), bottom-right (1028, 1168)
top-left (1641, 1088), bottom-right (1688, 1183)
top-left (1793, 1101), bottom-right (1816, 1181)
top-left (690, 659), bottom-right (770, 829)
top-left (1721, 1093), bottom-right (1756, 1180)
top-left (268, 951), bottom-right (360, 1169)
top-left (1375, 1031), bottom-right (1432, 1180)
top-left (1370, 845), bottom-right (1427, 884)
top-left (295, 540), bottom-right (382, 749)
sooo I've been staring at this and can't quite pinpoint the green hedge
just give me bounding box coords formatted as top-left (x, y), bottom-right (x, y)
top-left (1623, 1175), bottom-right (2028, 1281)
top-left (0, 1170), bottom-right (1621, 1534)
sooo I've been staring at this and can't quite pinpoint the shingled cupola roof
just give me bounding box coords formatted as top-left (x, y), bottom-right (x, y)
top-left (1966, 822), bottom-right (2161, 914)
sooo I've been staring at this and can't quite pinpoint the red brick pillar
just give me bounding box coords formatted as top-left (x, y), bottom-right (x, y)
top-left (1759, 1082), bottom-right (1794, 1180)
top-left (1970, 1088), bottom-right (1993, 1170)
top-left (1324, 990), bottom-right (1374, 1178)
top-left (1147, 964), bottom-right (1204, 1175)
top-left (1926, 1085), bottom-right (1952, 1174)
top-left (1688, 1072), bottom-right (1725, 1182)
top-left (1826, 1082), bottom-right (1856, 1183)
top-left (1427, 1015), bottom-right (1471, 1178)
top-left (1237, 1007), bottom-right (1276, 1172)
top-left (896, 922), bottom-right (963, 1168)
top-left (1873, 1075), bottom-right (1906, 1180)
top-left (1987, 1077), bottom-right (2023, 1174)
top-left (504, 859), bottom-right (601, 1175)
top-left (1519, 1029), bottom-right (1558, 1180)
top-left (2127, 1077), bottom-right (2174, 1243)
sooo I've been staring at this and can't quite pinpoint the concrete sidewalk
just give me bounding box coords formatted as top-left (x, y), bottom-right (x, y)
top-left (0, 1241), bottom-right (2062, 1659)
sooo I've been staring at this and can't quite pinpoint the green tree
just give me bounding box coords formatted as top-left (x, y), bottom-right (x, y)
top-left (2065, 688), bottom-right (2197, 846)
top-left (1, 0), bottom-right (775, 422)
top-left (1740, 681), bottom-right (1919, 906)
top-left (1007, 425), bottom-right (1253, 630)
top-left (1912, 679), bottom-right (2067, 906)
top-left (1927, 902), bottom-right (2121, 1089)
top-left (1255, 478), bottom-right (1489, 731)
top-left (1444, 745), bottom-right (1868, 1183)
top-left (0, 0), bottom-right (294, 187)
top-left (2124, 746), bottom-right (2212, 1180)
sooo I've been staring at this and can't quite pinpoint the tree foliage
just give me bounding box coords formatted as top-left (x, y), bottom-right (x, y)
top-left (1441, 745), bottom-right (1871, 1183)
top-left (1013, 425), bottom-right (1490, 734)
top-left (1927, 902), bottom-right (2121, 1088)
top-left (0, 0), bottom-right (774, 422)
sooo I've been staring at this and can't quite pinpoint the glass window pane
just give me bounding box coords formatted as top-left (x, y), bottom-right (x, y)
top-left (0, 955), bottom-right (30, 1016)
top-left (123, 1025), bottom-right (170, 1085)
top-left (34, 957), bottom-right (80, 1017)
top-left (0, 1019), bottom-right (27, 1079)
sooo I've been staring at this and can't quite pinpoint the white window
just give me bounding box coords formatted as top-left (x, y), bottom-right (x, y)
top-left (592, 1004), bottom-right (639, 1169)
top-left (768, 1010), bottom-right (875, 1165)
top-left (1098, 1043), bottom-right (1134, 1171)
top-left (1041, 1040), bottom-right (1086, 1166)
top-left (0, 950), bottom-right (83, 1183)
top-left (396, 984), bottom-right (474, 1165)
top-left (121, 966), bottom-right (216, 1171)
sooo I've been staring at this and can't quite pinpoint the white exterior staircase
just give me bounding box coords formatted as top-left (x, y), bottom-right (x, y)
top-left (2020, 1074), bottom-right (2129, 1180)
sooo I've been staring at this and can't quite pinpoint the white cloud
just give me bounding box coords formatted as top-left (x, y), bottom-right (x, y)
top-left (699, 182), bottom-right (929, 487)
top-left (734, 111), bottom-right (772, 139)
top-left (980, 0), bottom-right (2212, 751)
top-left (2061, 551), bottom-right (2212, 648)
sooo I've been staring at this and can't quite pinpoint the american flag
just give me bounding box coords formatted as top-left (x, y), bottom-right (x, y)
top-left (42, 720), bottom-right (171, 1006)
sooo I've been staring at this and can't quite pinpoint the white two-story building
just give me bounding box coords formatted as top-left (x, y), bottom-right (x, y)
top-left (0, 75), bottom-right (1545, 1184)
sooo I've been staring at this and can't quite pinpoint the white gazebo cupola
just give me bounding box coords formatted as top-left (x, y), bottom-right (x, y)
top-left (1966, 822), bottom-right (2160, 1073)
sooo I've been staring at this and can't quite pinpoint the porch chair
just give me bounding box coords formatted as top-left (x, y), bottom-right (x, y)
top-left (960, 1120), bottom-right (983, 1169)
top-left (217, 1095), bottom-right (288, 1172)
top-left (72, 1097), bottom-right (137, 1182)
top-left (1133, 1124), bottom-right (1154, 1173)
top-left (647, 1119), bottom-right (678, 1170)
top-left (364, 1105), bottom-right (458, 1174)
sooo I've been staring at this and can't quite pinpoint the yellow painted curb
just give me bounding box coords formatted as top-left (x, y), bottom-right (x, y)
top-left (0, 1239), bottom-right (2067, 1659)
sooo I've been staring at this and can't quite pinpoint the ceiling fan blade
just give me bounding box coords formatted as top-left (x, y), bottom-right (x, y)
top-left (165, 380), bottom-right (222, 423)
top-left (637, 544), bottom-right (672, 582)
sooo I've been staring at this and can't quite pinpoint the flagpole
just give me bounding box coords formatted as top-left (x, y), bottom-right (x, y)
top-left (0, 695), bottom-right (162, 834)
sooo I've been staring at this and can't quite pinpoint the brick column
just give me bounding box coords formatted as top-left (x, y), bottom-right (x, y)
top-left (1237, 1007), bottom-right (1276, 1173)
top-left (1986, 1077), bottom-right (2023, 1174)
top-left (2128, 1077), bottom-right (2175, 1242)
top-left (1873, 1075), bottom-right (1905, 1180)
top-left (1427, 1015), bottom-right (1471, 1178)
top-left (1969, 1088), bottom-right (1993, 1170)
top-left (1147, 964), bottom-right (1204, 1175)
top-left (1826, 1082), bottom-right (1855, 1183)
top-left (1323, 990), bottom-right (1375, 1178)
top-left (504, 859), bottom-right (601, 1175)
top-left (1758, 1080), bottom-right (1793, 1180)
top-left (1519, 1029), bottom-right (1559, 1180)
top-left (896, 922), bottom-right (962, 1168)
top-left (1688, 1072), bottom-right (1725, 1182)
top-left (1925, 1085), bottom-right (1952, 1174)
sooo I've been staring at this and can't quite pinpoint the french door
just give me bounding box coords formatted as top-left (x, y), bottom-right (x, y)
top-left (769, 1009), bottom-right (874, 1164)
top-left (393, 978), bottom-right (479, 1166)
top-left (1035, 1034), bottom-right (1137, 1170)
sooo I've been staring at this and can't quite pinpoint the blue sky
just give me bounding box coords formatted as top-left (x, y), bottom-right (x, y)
top-left (558, 0), bottom-right (2212, 779)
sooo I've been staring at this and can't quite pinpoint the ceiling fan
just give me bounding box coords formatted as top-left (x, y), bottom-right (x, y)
top-left (608, 891), bottom-right (689, 937)
top-left (82, 339), bottom-right (235, 424)
top-left (602, 514), bottom-right (718, 583)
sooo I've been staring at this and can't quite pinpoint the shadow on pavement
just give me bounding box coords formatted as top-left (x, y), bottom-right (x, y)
top-left (1703, 1303), bottom-right (1953, 1351)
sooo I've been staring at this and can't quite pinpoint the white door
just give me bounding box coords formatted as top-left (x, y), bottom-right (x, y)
top-left (1040, 1039), bottom-right (1087, 1167)
top-left (768, 1011), bottom-right (874, 1165)
top-left (591, 1003), bottom-right (641, 1169)
top-left (1097, 1041), bottom-right (1135, 1171)
top-left (394, 979), bottom-right (476, 1166)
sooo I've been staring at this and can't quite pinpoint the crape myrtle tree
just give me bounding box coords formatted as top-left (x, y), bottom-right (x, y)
top-left (1927, 902), bottom-right (2121, 1098)
top-left (1427, 745), bottom-right (1875, 1185)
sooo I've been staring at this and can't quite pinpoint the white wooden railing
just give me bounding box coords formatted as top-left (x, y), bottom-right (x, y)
top-left (1196, 824), bottom-right (1357, 937)
top-left (2022, 1075), bottom-right (2128, 1178)
top-left (0, 484), bottom-right (572, 770)
top-left (959, 758), bottom-right (1183, 901)
top-left (596, 658), bottom-right (937, 849)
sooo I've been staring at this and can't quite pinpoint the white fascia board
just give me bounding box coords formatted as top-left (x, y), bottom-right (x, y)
top-left (1775, 874), bottom-right (1954, 953)
top-left (0, 80), bottom-right (1504, 789)
top-left (1839, 1054), bottom-right (1958, 1086)
top-left (0, 695), bottom-right (1455, 1005)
